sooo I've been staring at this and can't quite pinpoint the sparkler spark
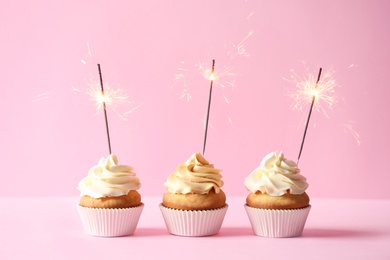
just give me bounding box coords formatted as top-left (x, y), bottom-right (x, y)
top-left (123, 103), bottom-right (143, 115)
top-left (234, 31), bottom-right (253, 57)
top-left (343, 121), bottom-right (361, 146)
top-left (225, 31), bottom-right (254, 59)
top-left (81, 42), bottom-right (92, 65)
top-left (246, 12), bottom-right (254, 20)
top-left (180, 89), bottom-right (192, 101)
top-left (32, 92), bottom-right (51, 103)
top-left (222, 94), bottom-right (231, 104)
top-left (174, 67), bottom-right (190, 81)
top-left (71, 85), bottom-right (81, 92)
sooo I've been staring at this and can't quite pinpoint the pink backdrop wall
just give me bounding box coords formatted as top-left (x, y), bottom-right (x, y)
top-left (1, 0), bottom-right (389, 199)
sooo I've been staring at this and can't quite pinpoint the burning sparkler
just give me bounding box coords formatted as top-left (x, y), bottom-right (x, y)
top-left (171, 30), bottom-right (253, 130)
top-left (171, 30), bottom-right (250, 99)
top-left (79, 43), bottom-right (142, 120)
top-left (297, 68), bottom-right (322, 164)
top-left (286, 66), bottom-right (338, 159)
top-left (202, 59), bottom-right (215, 156)
top-left (97, 64), bottom-right (112, 155)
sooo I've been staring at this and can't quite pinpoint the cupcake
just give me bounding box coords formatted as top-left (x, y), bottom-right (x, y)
top-left (244, 151), bottom-right (310, 237)
top-left (160, 152), bottom-right (228, 236)
top-left (77, 154), bottom-right (144, 237)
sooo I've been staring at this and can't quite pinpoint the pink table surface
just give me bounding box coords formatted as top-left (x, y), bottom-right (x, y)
top-left (1, 197), bottom-right (389, 260)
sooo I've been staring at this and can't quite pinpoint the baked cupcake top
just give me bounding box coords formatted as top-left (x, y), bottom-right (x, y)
top-left (78, 154), bottom-right (141, 198)
top-left (245, 151), bottom-right (308, 196)
top-left (164, 152), bottom-right (224, 195)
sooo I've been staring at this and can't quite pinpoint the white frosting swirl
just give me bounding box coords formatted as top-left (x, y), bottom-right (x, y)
top-left (245, 151), bottom-right (308, 196)
top-left (78, 154), bottom-right (141, 198)
top-left (164, 152), bottom-right (224, 194)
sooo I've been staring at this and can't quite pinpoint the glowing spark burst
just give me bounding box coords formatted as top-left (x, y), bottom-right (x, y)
top-left (87, 81), bottom-right (128, 112)
top-left (286, 68), bottom-right (337, 117)
top-left (196, 60), bottom-right (236, 89)
top-left (79, 77), bottom-right (140, 121)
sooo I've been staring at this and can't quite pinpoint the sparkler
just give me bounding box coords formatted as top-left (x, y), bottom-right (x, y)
top-left (97, 64), bottom-right (112, 155)
top-left (202, 59), bottom-right (215, 156)
top-left (297, 67), bottom-right (322, 164)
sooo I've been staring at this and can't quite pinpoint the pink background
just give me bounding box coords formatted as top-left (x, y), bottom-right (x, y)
top-left (1, 0), bottom-right (389, 199)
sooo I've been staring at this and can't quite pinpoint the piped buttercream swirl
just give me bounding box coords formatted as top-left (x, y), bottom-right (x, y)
top-left (78, 154), bottom-right (141, 198)
top-left (164, 152), bottom-right (224, 194)
top-left (245, 151), bottom-right (308, 196)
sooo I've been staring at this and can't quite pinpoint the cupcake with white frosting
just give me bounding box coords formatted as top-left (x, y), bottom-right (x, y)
top-left (244, 151), bottom-right (310, 237)
top-left (160, 152), bottom-right (228, 236)
top-left (77, 154), bottom-right (143, 237)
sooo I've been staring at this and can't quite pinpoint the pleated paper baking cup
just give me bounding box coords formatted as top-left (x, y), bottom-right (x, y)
top-left (77, 203), bottom-right (144, 237)
top-left (159, 204), bottom-right (228, 237)
top-left (244, 204), bottom-right (311, 237)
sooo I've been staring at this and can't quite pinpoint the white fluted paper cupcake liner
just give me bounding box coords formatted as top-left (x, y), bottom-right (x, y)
top-left (77, 203), bottom-right (144, 237)
top-left (244, 204), bottom-right (311, 237)
top-left (159, 204), bottom-right (228, 237)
